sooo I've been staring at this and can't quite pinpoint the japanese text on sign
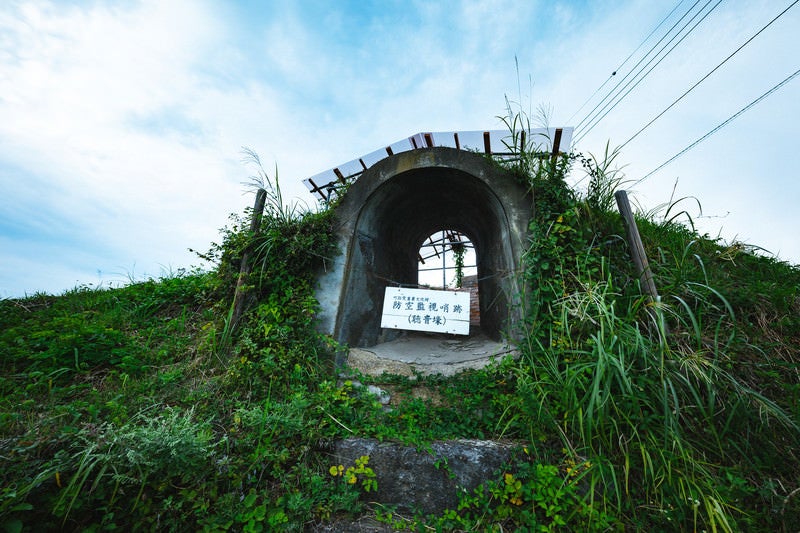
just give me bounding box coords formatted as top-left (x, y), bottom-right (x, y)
top-left (380, 287), bottom-right (470, 335)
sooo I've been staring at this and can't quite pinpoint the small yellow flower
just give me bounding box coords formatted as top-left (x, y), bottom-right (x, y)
top-left (347, 475), bottom-right (357, 484)
top-left (510, 496), bottom-right (523, 506)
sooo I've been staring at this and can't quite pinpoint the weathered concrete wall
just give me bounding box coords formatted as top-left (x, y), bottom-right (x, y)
top-left (315, 147), bottom-right (532, 348)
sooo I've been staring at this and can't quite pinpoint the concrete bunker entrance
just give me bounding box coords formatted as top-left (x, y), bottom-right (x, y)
top-left (333, 148), bottom-right (531, 356)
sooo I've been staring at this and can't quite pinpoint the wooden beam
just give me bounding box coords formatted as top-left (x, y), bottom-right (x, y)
top-left (550, 128), bottom-right (563, 164)
top-left (333, 168), bottom-right (346, 183)
top-left (615, 190), bottom-right (659, 302)
top-left (231, 188), bottom-right (268, 329)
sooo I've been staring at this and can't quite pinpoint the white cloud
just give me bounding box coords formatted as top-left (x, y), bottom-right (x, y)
top-left (0, 1), bottom-right (246, 295)
top-left (1, 0), bottom-right (798, 298)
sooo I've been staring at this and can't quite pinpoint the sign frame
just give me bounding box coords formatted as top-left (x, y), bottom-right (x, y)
top-left (380, 287), bottom-right (471, 335)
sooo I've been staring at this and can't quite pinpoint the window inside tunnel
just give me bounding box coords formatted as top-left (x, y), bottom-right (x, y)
top-left (417, 230), bottom-right (476, 289)
top-left (417, 229), bottom-right (481, 329)
top-left (331, 148), bottom-right (531, 349)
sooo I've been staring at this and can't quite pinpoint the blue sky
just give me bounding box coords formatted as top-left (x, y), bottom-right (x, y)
top-left (1, 0), bottom-right (798, 298)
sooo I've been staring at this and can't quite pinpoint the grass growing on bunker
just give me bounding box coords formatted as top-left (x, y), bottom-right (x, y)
top-left (1, 141), bottom-right (799, 531)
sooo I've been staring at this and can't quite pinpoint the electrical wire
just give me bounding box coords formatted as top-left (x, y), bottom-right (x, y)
top-left (565, 0), bottom-right (689, 125)
top-left (620, 0), bottom-right (799, 150)
top-left (574, 0), bottom-right (705, 133)
top-left (576, 0), bottom-right (721, 143)
top-left (634, 67), bottom-right (800, 185)
top-left (574, 0), bottom-right (722, 145)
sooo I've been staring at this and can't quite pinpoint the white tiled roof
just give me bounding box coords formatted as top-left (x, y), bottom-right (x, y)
top-left (303, 127), bottom-right (573, 201)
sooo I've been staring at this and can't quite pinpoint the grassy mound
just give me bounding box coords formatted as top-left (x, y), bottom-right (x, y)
top-left (1, 144), bottom-right (798, 531)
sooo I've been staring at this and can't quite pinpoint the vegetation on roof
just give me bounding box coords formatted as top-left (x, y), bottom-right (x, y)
top-left (1, 129), bottom-right (799, 531)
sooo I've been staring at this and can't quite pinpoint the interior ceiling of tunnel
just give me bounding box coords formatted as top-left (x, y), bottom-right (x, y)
top-left (368, 168), bottom-right (504, 255)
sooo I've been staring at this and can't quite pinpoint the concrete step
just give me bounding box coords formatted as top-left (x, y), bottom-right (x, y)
top-left (343, 330), bottom-right (517, 378)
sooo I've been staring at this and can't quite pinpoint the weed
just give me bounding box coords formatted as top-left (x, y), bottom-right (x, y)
top-left (329, 455), bottom-right (378, 493)
top-left (417, 457), bottom-right (617, 531)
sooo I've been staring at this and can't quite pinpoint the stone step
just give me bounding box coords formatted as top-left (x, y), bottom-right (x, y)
top-left (320, 335), bottom-right (522, 529)
top-left (326, 438), bottom-right (522, 515)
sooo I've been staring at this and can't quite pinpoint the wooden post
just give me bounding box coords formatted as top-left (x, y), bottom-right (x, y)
top-left (615, 190), bottom-right (659, 302)
top-left (231, 188), bottom-right (267, 327)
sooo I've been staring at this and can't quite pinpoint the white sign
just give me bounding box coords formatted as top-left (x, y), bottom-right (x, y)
top-left (380, 287), bottom-right (471, 335)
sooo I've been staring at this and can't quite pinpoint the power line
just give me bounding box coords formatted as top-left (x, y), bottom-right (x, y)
top-left (620, 0), bottom-right (800, 150)
top-left (635, 67), bottom-right (800, 185)
top-left (574, 0), bottom-right (722, 145)
top-left (573, 0), bottom-right (705, 133)
top-left (575, 0), bottom-right (721, 144)
top-left (565, 0), bottom-right (689, 125)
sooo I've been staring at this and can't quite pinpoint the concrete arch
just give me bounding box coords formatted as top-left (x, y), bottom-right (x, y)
top-left (315, 147), bottom-right (532, 348)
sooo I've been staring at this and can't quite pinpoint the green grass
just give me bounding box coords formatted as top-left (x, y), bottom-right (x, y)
top-left (1, 142), bottom-right (799, 531)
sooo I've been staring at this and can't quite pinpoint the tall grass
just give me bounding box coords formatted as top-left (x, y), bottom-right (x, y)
top-left (53, 406), bottom-right (217, 523)
top-left (511, 133), bottom-right (799, 530)
top-left (517, 269), bottom-right (739, 528)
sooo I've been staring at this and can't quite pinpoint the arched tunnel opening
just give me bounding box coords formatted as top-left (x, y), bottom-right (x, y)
top-left (417, 229), bottom-right (476, 290)
top-left (332, 148), bottom-right (531, 349)
top-left (417, 230), bottom-right (480, 327)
